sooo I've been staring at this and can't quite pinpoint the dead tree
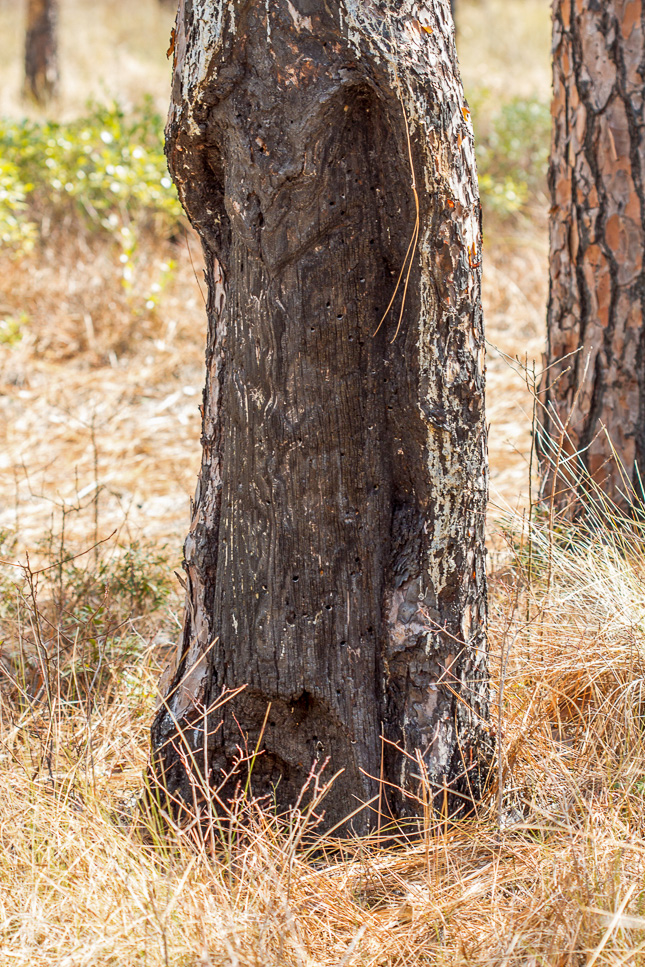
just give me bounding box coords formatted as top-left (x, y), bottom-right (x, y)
top-left (541, 0), bottom-right (645, 508)
top-left (24, 0), bottom-right (58, 104)
top-left (151, 0), bottom-right (490, 834)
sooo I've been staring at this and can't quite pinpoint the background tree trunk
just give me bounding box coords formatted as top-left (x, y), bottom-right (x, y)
top-left (151, 0), bottom-right (491, 834)
top-left (24, 0), bottom-right (58, 104)
top-left (541, 0), bottom-right (645, 508)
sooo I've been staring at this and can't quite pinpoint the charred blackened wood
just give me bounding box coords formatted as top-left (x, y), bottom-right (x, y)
top-left (151, 0), bottom-right (490, 834)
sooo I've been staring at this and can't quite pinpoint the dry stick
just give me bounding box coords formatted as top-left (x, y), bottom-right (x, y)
top-left (377, 725), bottom-right (385, 846)
top-left (184, 227), bottom-right (207, 309)
top-left (23, 555), bottom-right (53, 718)
top-left (57, 504), bottom-right (66, 618)
top-left (454, 726), bottom-right (478, 821)
top-left (302, 794), bottom-right (379, 858)
top-left (414, 749), bottom-right (432, 884)
top-left (90, 415), bottom-right (100, 564)
top-left (151, 647), bottom-right (242, 751)
top-left (0, 660), bottom-right (31, 705)
top-left (546, 352), bottom-right (592, 600)
top-left (601, 426), bottom-right (638, 508)
top-left (359, 765), bottom-right (425, 809)
top-left (442, 776), bottom-right (449, 868)
top-left (0, 531), bottom-right (116, 576)
top-left (495, 576), bottom-right (520, 832)
top-left (497, 628), bottom-right (521, 831)
top-left (360, 733), bottom-right (486, 815)
top-left (525, 356), bottom-right (538, 631)
top-left (242, 701), bottom-right (271, 801)
top-left (285, 758), bottom-right (337, 851)
top-left (586, 883), bottom-right (638, 967)
top-left (372, 64), bottom-right (420, 343)
top-left (147, 683), bottom-right (247, 828)
top-left (201, 698), bottom-right (217, 859)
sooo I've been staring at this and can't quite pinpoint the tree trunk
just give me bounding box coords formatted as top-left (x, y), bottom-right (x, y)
top-left (541, 0), bottom-right (645, 508)
top-left (24, 0), bottom-right (58, 104)
top-left (151, 0), bottom-right (490, 835)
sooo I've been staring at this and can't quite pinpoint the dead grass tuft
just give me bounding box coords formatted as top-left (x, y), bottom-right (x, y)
top-left (4, 510), bottom-right (645, 964)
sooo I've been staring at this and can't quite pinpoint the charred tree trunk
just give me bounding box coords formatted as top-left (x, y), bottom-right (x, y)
top-left (541, 1), bottom-right (645, 507)
top-left (24, 0), bottom-right (58, 104)
top-left (151, 0), bottom-right (491, 834)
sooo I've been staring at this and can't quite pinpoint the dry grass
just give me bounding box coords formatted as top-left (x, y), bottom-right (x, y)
top-left (3, 517), bottom-right (645, 965)
top-left (6, 2), bottom-right (642, 966)
top-left (0, 229), bottom-right (205, 551)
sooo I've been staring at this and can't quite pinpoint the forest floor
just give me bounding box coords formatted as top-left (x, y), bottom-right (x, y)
top-left (4, 2), bottom-right (645, 965)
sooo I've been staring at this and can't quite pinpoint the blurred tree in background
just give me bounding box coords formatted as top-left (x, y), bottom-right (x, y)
top-left (24, 0), bottom-right (58, 104)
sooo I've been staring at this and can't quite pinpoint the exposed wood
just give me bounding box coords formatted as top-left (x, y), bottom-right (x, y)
top-left (24, 0), bottom-right (58, 105)
top-left (541, 0), bottom-right (645, 508)
top-left (151, 0), bottom-right (491, 834)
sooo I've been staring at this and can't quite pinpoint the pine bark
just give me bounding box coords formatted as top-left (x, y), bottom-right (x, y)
top-left (151, 0), bottom-right (491, 834)
top-left (24, 0), bottom-right (58, 104)
top-left (541, 0), bottom-right (645, 507)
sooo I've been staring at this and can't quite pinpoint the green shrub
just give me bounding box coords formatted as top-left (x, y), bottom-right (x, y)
top-left (0, 98), bottom-right (182, 252)
top-left (473, 96), bottom-right (550, 216)
top-left (0, 529), bottom-right (19, 624)
top-left (0, 160), bottom-right (37, 248)
top-left (61, 540), bottom-right (174, 624)
top-left (0, 312), bottom-right (27, 346)
top-left (0, 530), bottom-right (177, 707)
top-left (55, 541), bottom-right (175, 701)
top-left (0, 94), bottom-right (549, 246)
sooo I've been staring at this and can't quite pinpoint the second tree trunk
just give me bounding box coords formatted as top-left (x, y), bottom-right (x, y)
top-left (542, 0), bottom-right (645, 508)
